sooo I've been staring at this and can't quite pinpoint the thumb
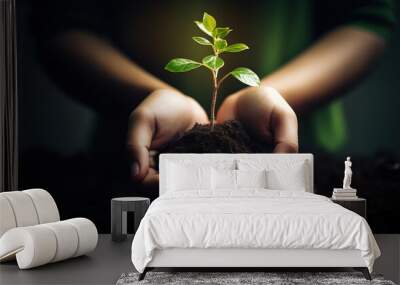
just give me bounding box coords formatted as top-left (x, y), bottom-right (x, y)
top-left (272, 107), bottom-right (299, 153)
top-left (127, 110), bottom-right (155, 181)
top-left (216, 94), bottom-right (238, 123)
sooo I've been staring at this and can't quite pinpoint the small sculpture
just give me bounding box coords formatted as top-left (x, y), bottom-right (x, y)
top-left (343, 156), bottom-right (353, 189)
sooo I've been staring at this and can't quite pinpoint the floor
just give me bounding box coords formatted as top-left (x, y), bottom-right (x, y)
top-left (374, 235), bottom-right (400, 283)
top-left (0, 234), bottom-right (399, 285)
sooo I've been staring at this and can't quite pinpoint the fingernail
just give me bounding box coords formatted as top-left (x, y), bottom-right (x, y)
top-left (132, 162), bottom-right (139, 178)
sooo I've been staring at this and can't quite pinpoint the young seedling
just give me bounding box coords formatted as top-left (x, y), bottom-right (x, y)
top-left (165, 12), bottom-right (260, 131)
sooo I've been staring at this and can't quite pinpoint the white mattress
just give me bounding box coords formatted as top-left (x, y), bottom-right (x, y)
top-left (131, 190), bottom-right (380, 273)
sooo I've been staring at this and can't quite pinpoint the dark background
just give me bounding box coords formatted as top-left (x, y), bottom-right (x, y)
top-left (17, 1), bottom-right (400, 233)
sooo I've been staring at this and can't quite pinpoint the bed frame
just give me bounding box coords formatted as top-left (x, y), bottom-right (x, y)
top-left (139, 154), bottom-right (371, 280)
top-left (141, 248), bottom-right (370, 280)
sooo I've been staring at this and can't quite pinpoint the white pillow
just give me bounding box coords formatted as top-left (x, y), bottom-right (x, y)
top-left (236, 169), bottom-right (267, 188)
top-left (167, 163), bottom-right (212, 191)
top-left (266, 167), bottom-right (306, 191)
top-left (166, 158), bottom-right (236, 170)
top-left (212, 169), bottom-right (236, 190)
top-left (237, 159), bottom-right (308, 191)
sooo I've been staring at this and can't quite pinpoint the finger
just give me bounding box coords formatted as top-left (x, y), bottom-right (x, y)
top-left (186, 96), bottom-right (210, 126)
top-left (127, 109), bottom-right (155, 181)
top-left (272, 107), bottom-right (299, 153)
top-left (234, 87), bottom-right (275, 141)
top-left (217, 94), bottom-right (240, 123)
top-left (137, 168), bottom-right (159, 198)
top-left (142, 168), bottom-right (159, 189)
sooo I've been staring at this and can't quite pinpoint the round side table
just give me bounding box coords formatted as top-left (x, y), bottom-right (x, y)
top-left (111, 197), bottom-right (150, 242)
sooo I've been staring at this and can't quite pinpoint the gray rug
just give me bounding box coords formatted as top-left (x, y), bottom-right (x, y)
top-left (117, 272), bottom-right (396, 285)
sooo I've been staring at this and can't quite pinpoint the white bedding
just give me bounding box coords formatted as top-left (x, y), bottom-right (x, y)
top-left (131, 190), bottom-right (380, 273)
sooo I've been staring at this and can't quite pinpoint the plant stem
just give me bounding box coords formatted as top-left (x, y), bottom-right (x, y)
top-left (210, 70), bottom-right (218, 131)
top-left (217, 72), bottom-right (230, 88)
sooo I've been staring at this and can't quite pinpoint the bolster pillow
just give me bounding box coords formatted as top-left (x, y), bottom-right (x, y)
top-left (0, 218), bottom-right (98, 269)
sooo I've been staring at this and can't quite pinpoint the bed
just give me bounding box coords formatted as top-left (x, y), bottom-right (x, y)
top-left (131, 154), bottom-right (380, 280)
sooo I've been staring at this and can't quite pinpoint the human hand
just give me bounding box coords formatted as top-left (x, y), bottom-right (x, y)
top-left (127, 89), bottom-right (209, 185)
top-left (217, 86), bottom-right (298, 153)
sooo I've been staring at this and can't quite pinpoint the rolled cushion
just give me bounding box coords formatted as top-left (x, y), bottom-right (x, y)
top-left (42, 221), bottom-right (79, 262)
top-left (1, 191), bottom-right (39, 227)
top-left (0, 226), bottom-right (57, 268)
top-left (65, 218), bottom-right (98, 257)
top-left (0, 195), bottom-right (17, 237)
top-left (23, 189), bottom-right (60, 224)
top-left (0, 218), bottom-right (97, 269)
top-left (0, 189), bottom-right (60, 239)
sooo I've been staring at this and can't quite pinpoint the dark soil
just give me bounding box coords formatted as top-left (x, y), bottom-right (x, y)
top-left (159, 120), bottom-right (273, 155)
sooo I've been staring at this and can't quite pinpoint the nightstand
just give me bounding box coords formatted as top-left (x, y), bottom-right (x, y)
top-left (111, 197), bottom-right (150, 242)
top-left (331, 198), bottom-right (366, 219)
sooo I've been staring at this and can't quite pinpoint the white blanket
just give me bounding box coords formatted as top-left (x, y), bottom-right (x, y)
top-left (131, 190), bottom-right (380, 273)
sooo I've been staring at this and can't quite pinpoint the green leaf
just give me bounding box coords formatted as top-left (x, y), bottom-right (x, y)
top-left (202, 55), bottom-right (224, 71)
top-left (223, 43), bottom-right (249, 53)
top-left (213, 27), bottom-right (232, 38)
top-left (194, 21), bottom-right (212, 36)
top-left (214, 38), bottom-right (227, 50)
top-left (202, 12), bottom-right (216, 33)
top-left (165, 58), bottom-right (202, 73)
top-left (230, 67), bottom-right (260, 86)
top-left (192, 36), bottom-right (212, 46)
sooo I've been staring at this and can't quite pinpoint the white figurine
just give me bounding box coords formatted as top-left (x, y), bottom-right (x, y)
top-left (343, 156), bottom-right (353, 189)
